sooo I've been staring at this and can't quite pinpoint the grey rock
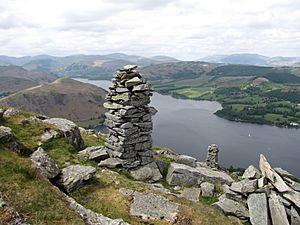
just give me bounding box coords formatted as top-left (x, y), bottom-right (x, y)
top-left (201, 182), bottom-right (214, 197)
top-left (274, 167), bottom-right (296, 180)
top-left (103, 102), bottom-right (124, 110)
top-left (258, 176), bottom-right (268, 188)
top-left (130, 162), bottom-right (162, 182)
top-left (0, 125), bottom-right (27, 155)
top-left (40, 129), bottom-right (59, 143)
top-left (166, 162), bottom-right (234, 186)
top-left (291, 207), bottom-right (300, 225)
top-left (98, 158), bottom-right (122, 168)
top-left (79, 146), bottom-right (109, 162)
top-left (176, 154), bottom-right (197, 167)
top-left (221, 184), bottom-right (247, 207)
top-left (43, 118), bottom-right (85, 150)
top-left (30, 147), bottom-right (60, 179)
top-left (154, 158), bottom-right (165, 175)
top-left (284, 177), bottom-right (300, 192)
top-left (132, 83), bottom-right (152, 92)
top-left (180, 187), bottom-right (201, 201)
top-left (212, 198), bottom-right (249, 220)
top-left (259, 154), bottom-right (291, 192)
top-left (130, 192), bottom-right (178, 222)
top-left (65, 194), bottom-right (130, 225)
top-left (3, 107), bottom-right (20, 118)
top-left (148, 183), bottom-right (174, 195)
top-left (268, 192), bottom-right (289, 225)
top-left (230, 179), bottom-right (257, 194)
top-left (247, 193), bottom-right (270, 225)
top-left (125, 77), bottom-right (142, 88)
top-left (56, 165), bottom-right (96, 193)
top-left (242, 165), bottom-right (261, 179)
top-left (278, 195), bottom-right (292, 207)
top-left (283, 190), bottom-right (300, 208)
top-left (122, 64), bottom-right (138, 71)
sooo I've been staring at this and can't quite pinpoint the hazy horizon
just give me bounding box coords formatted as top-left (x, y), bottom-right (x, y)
top-left (0, 0), bottom-right (299, 60)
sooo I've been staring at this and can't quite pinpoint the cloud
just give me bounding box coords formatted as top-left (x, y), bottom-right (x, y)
top-left (0, 0), bottom-right (299, 59)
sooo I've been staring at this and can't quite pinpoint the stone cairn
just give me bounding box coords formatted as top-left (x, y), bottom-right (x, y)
top-left (206, 144), bottom-right (219, 169)
top-left (103, 65), bottom-right (154, 168)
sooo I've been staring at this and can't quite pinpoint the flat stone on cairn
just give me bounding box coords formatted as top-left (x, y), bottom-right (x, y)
top-left (103, 65), bottom-right (154, 168)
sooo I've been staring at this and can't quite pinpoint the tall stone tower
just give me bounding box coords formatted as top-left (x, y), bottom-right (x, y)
top-left (103, 65), bottom-right (154, 168)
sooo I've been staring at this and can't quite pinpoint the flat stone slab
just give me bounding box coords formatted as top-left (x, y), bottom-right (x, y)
top-left (230, 179), bottom-right (257, 194)
top-left (180, 187), bottom-right (201, 201)
top-left (167, 162), bottom-right (233, 186)
top-left (56, 165), bottom-right (96, 193)
top-left (212, 197), bottom-right (249, 220)
top-left (247, 193), bottom-right (270, 225)
top-left (269, 192), bottom-right (289, 225)
top-left (242, 165), bottom-right (261, 179)
top-left (79, 146), bottom-right (109, 162)
top-left (31, 147), bottom-right (60, 179)
top-left (130, 192), bottom-right (178, 223)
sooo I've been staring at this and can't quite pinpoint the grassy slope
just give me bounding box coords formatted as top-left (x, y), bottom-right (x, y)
top-left (0, 110), bottom-right (242, 225)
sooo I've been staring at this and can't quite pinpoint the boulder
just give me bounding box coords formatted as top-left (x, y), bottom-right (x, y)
top-left (242, 165), bottom-right (261, 179)
top-left (176, 154), bottom-right (197, 167)
top-left (230, 179), bottom-right (257, 194)
top-left (291, 207), bottom-right (300, 225)
top-left (3, 107), bottom-right (20, 118)
top-left (129, 192), bottom-right (178, 223)
top-left (79, 146), bottom-right (109, 162)
top-left (130, 162), bottom-right (162, 182)
top-left (56, 165), bottom-right (96, 193)
top-left (43, 118), bottom-right (85, 150)
top-left (200, 182), bottom-right (214, 197)
top-left (220, 184), bottom-right (247, 207)
top-left (247, 193), bottom-right (270, 225)
top-left (180, 187), bottom-right (201, 201)
top-left (166, 162), bottom-right (233, 186)
top-left (98, 158), bottom-right (122, 168)
top-left (0, 125), bottom-right (29, 155)
top-left (268, 192), bottom-right (289, 225)
top-left (30, 147), bottom-right (60, 179)
top-left (212, 198), bottom-right (249, 220)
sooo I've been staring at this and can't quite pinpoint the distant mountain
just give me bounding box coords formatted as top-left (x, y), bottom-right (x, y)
top-left (0, 78), bottom-right (107, 123)
top-left (1, 53), bottom-right (180, 80)
top-left (199, 53), bottom-right (300, 66)
top-left (0, 65), bottom-right (58, 97)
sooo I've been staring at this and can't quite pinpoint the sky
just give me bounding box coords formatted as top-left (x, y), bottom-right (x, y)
top-left (0, 0), bottom-right (299, 60)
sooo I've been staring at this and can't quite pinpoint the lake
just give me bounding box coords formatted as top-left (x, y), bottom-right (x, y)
top-left (76, 78), bottom-right (300, 177)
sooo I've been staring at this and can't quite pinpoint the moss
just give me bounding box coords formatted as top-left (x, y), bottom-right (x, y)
top-left (0, 148), bottom-right (85, 225)
top-left (81, 132), bottom-right (106, 147)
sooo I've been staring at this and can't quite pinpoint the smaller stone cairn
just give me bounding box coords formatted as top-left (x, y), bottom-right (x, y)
top-left (206, 144), bottom-right (219, 169)
top-left (103, 65), bottom-right (154, 168)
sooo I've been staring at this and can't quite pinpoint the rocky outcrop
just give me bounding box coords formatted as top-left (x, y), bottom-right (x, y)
top-left (166, 162), bottom-right (234, 186)
top-left (206, 144), bottom-right (219, 169)
top-left (213, 154), bottom-right (300, 225)
top-left (30, 147), bottom-right (60, 179)
top-left (3, 107), bottom-right (20, 118)
top-left (56, 165), bottom-right (96, 193)
top-left (103, 65), bottom-right (154, 168)
top-left (129, 192), bottom-right (178, 223)
top-left (43, 118), bottom-right (85, 150)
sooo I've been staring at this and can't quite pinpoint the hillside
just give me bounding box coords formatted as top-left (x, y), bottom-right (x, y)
top-left (0, 65), bottom-right (58, 97)
top-left (0, 78), bottom-right (107, 125)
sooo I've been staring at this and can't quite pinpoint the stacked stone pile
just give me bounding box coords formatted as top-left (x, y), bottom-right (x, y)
top-left (213, 154), bottom-right (300, 225)
top-left (103, 65), bottom-right (154, 168)
top-left (206, 144), bottom-right (219, 169)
